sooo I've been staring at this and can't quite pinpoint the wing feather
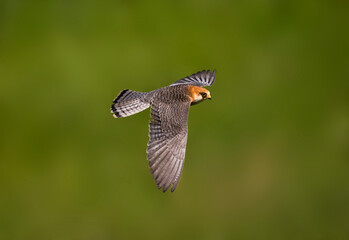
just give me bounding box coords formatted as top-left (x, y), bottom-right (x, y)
top-left (161, 157), bottom-right (181, 192)
top-left (170, 161), bottom-right (184, 192)
top-left (147, 100), bottom-right (190, 192)
top-left (156, 154), bottom-right (175, 183)
top-left (170, 69), bottom-right (216, 87)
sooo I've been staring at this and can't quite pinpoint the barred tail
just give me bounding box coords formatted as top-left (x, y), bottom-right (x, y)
top-left (110, 89), bottom-right (150, 118)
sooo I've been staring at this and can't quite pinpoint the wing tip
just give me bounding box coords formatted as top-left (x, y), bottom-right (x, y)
top-left (170, 69), bottom-right (217, 87)
top-left (193, 69), bottom-right (216, 86)
top-left (156, 179), bottom-right (179, 193)
top-left (158, 184), bottom-right (177, 193)
top-left (210, 69), bottom-right (216, 85)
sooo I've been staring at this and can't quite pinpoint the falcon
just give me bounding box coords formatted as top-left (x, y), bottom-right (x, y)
top-left (110, 70), bottom-right (216, 192)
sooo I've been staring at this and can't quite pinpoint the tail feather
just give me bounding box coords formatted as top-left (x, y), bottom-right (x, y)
top-left (111, 89), bottom-right (150, 118)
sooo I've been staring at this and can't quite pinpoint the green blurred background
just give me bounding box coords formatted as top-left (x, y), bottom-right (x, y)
top-left (1, 0), bottom-right (348, 239)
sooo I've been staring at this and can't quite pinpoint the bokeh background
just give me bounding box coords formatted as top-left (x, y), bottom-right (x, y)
top-left (1, 0), bottom-right (348, 239)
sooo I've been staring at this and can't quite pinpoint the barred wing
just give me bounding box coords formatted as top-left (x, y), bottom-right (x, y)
top-left (170, 69), bottom-right (216, 87)
top-left (147, 101), bottom-right (191, 192)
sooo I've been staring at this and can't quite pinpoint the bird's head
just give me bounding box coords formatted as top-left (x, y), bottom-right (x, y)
top-left (188, 86), bottom-right (211, 105)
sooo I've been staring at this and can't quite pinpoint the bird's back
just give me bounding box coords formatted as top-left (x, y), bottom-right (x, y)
top-left (147, 85), bottom-right (191, 104)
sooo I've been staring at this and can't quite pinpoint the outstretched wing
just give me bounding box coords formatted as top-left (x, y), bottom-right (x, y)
top-left (147, 100), bottom-right (191, 192)
top-left (170, 69), bottom-right (216, 87)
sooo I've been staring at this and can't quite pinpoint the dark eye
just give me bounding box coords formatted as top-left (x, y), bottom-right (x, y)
top-left (200, 92), bottom-right (207, 98)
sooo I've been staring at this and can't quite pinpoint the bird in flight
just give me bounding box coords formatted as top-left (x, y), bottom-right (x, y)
top-left (110, 70), bottom-right (216, 192)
